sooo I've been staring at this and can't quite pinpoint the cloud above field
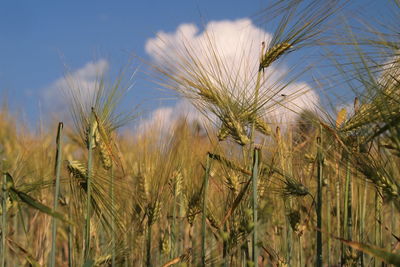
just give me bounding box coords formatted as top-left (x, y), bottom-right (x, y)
top-left (136, 100), bottom-right (203, 135)
top-left (42, 59), bottom-right (109, 111)
top-left (143, 18), bottom-right (319, 132)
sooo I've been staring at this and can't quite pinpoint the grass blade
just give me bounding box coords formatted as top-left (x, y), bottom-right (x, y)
top-left (10, 187), bottom-right (71, 224)
top-left (50, 122), bottom-right (63, 267)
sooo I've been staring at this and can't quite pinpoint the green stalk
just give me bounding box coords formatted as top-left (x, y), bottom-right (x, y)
top-left (360, 178), bottom-right (368, 266)
top-left (252, 148), bottom-right (260, 266)
top-left (358, 185), bottom-right (362, 266)
top-left (246, 47), bottom-right (263, 267)
top-left (1, 173), bottom-right (7, 267)
top-left (327, 180), bottom-right (331, 266)
top-left (84, 109), bottom-right (95, 260)
top-left (346, 160), bottom-right (353, 245)
top-left (248, 45), bottom-right (264, 166)
top-left (201, 155), bottom-right (211, 267)
top-left (374, 187), bottom-right (383, 267)
top-left (110, 165), bottom-right (115, 267)
top-left (336, 176), bottom-right (341, 265)
top-left (50, 122), bottom-right (64, 267)
top-left (342, 157), bottom-right (352, 265)
top-left (316, 137), bottom-right (323, 267)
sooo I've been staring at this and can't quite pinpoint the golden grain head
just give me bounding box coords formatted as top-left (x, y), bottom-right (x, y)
top-left (259, 42), bottom-right (292, 71)
top-left (255, 117), bottom-right (272, 136)
top-left (67, 160), bottom-right (87, 180)
top-left (159, 230), bottom-right (170, 255)
top-left (225, 172), bottom-right (240, 195)
top-left (284, 180), bottom-right (309, 197)
top-left (335, 108), bottom-right (347, 128)
top-left (98, 140), bottom-right (112, 170)
top-left (147, 200), bottom-right (161, 225)
top-left (217, 125), bottom-right (230, 141)
top-left (137, 173), bottom-right (149, 204)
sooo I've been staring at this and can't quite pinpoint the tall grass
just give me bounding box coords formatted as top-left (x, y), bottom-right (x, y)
top-left (1, 0), bottom-right (400, 266)
top-left (50, 122), bottom-right (64, 267)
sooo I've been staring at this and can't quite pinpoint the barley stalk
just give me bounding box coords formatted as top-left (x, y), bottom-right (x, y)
top-left (342, 155), bottom-right (353, 265)
top-left (360, 178), bottom-right (368, 266)
top-left (252, 148), bottom-right (260, 266)
top-left (336, 179), bottom-right (341, 265)
top-left (1, 172), bottom-right (7, 267)
top-left (316, 136), bottom-right (323, 267)
top-left (374, 187), bottom-right (383, 267)
top-left (50, 122), bottom-right (64, 267)
top-left (201, 155), bottom-right (211, 266)
top-left (110, 165), bottom-right (115, 267)
top-left (84, 108), bottom-right (95, 260)
top-left (326, 176), bottom-right (331, 266)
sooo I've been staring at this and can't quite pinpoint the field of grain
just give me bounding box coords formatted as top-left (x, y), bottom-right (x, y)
top-left (1, 1), bottom-right (400, 266)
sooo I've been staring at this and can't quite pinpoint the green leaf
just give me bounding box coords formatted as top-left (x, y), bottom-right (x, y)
top-left (10, 187), bottom-right (72, 224)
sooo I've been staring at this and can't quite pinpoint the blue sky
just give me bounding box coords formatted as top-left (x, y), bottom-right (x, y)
top-left (0, 1), bottom-right (265, 122)
top-left (0, 0), bottom-right (392, 129)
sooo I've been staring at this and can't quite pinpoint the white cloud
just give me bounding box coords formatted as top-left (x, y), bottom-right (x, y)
top-left (136, 100), bottom-right (204, 136)
top-left (144, 18), bottom-right (320, 132)
top-left (42, 59), bottom-right (109, 112)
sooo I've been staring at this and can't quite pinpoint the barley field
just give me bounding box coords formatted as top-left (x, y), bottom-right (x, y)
top-left (1, 0), bottom-right (400, 266)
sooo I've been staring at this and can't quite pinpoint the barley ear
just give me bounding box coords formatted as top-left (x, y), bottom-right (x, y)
top-left (259, 42), bottom-right (292, 71)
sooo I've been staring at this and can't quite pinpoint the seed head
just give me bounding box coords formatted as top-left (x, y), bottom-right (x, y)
top-left (259, 42), bottom-right (292, 71)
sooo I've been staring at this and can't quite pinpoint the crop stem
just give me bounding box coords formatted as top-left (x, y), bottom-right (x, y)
top-left (50, 122), bottom-right (64, 267)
